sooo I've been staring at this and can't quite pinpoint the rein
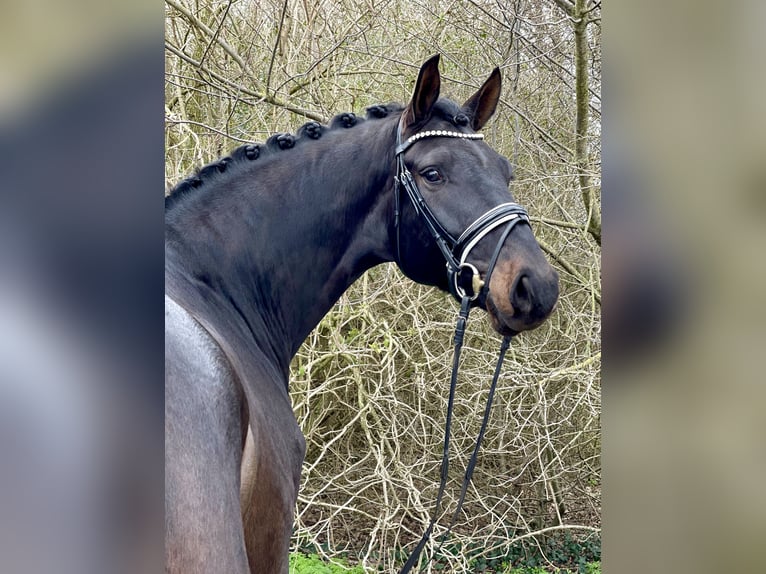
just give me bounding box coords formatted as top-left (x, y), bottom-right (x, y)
top-left (393, 119), bottom-right (530, 573)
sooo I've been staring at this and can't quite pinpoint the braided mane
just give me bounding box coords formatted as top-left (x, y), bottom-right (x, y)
top-left (165, 103), bottom-right (405, 211)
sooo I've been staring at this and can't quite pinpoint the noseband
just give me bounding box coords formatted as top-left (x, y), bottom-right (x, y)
top-left (392, 119), bottom-right (532, 573)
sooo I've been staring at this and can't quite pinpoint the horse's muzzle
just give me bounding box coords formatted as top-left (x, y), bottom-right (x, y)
top-left (486, 262), bottom-right (559, 335)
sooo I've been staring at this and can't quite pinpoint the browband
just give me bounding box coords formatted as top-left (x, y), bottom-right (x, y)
top-left (396, 129), bottom-right (484, 155)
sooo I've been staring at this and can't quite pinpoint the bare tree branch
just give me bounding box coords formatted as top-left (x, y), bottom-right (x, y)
top-left (198, 0), bottom-right (235, 71)
top-left (165, 117), bottom-right (263, 144)
top-left (531, 216), bottom-right (591, 232)
top-left (165, 41), bottom-right (324, 122)
top-left (551, 0), bottom-right (575, 17)
top-left (165, 0), bottom-right (246, 72)
top-left (500, 96), bottom-right (574, 160)
top-left (572, 0), bottom-right (601, 244)
top-left (538, 238), bottom-right (601, 306)
top-left (266, 0), bottom-right (289, 96)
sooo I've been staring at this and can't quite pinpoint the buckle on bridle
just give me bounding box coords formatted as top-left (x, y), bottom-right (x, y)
top-left (453, 262), bottom-right (484, 301)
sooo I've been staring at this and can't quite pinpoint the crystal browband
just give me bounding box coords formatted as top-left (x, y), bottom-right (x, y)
top-left (395, 130), bottom-right (484, 155)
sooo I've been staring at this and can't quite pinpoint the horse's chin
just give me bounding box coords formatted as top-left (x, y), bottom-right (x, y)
top-left (484, 295), bottom-right (519, 337)
top-left (485, 292), bottom-right (550, 336)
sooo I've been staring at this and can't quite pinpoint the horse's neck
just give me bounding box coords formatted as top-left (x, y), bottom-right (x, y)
top-left (166, 118), bottom-right (398, 373)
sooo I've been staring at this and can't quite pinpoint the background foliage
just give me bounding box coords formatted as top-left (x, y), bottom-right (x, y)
top-left (165, 0), bottom-right (600, 571)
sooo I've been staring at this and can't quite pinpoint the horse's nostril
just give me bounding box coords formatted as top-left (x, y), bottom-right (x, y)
top-left (517, 275), bottom-right (530, 300)
top-left (511, 274), bottom-right (534, 315)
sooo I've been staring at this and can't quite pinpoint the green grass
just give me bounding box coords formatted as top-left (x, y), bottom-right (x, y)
top-left (289, 552), bottom-right (365, 574)
top-left (289, 552), bottom-right (600, 574)
top-left (291, 530), bottom-right (600, 573)
top-left (501, 563), bottom-right (601, 574)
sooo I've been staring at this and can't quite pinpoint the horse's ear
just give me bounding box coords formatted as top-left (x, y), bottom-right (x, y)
top-left (403, 54), bottom-right (441, 131)
top-left (461, 67), bottom-right (502, 131)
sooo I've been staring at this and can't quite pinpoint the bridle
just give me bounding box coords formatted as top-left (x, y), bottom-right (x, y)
top-left (393, 117), bottom-right (530, 303)
top-left (393, 117), bottom-right (531, 573)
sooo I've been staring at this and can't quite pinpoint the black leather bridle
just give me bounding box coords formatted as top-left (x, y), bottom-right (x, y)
top-left (393, 119), bottom-right (530, 303)
top-left (393, 118), bottom-right (532, 573)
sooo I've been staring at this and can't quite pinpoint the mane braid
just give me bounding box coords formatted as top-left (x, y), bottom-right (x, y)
top-left (365, 102), bottom-right (405, 119)
top-left (330, 112), bottom-right (362, 129)
top-left (432, 99), bottom-right (467, 127)
top-left (166, 101), bottom-right (406, 211)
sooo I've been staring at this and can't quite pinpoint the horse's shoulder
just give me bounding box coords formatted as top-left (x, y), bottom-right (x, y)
top-left (165, 295), bottom-right (237, 393)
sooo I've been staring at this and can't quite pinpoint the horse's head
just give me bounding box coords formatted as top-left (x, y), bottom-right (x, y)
top-left (393, 55), bottom-right (559, 335)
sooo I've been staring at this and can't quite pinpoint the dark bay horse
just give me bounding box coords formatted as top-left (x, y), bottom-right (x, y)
top-left (165, 55), bottom-right (559, 573)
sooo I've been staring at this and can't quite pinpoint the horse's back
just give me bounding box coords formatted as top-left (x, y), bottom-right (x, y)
top-left (164, 295), bottom-right (250, 573)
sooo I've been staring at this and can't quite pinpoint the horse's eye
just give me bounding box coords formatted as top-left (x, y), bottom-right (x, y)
top-left (422, 168), bottom-right (443, 184)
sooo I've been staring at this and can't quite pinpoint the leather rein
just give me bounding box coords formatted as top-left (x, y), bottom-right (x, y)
top-left (393, 118), bottom-right (530, 573)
